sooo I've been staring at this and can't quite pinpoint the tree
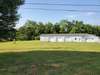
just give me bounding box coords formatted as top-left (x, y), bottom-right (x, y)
top-left (16, 19), bottom-right (100, 40)
top-left (38, 22), bottom-right (45, 34)
top-left (0, 0), bottom-right (24, 41)
top-left (44, 22), bottom-right (53, 34)
top-left (59, 20), bottom-right (68, 33)
top-left (53, 23), bottom-right (60, 33)
top-left (59, 20), bottom-right (74, 33)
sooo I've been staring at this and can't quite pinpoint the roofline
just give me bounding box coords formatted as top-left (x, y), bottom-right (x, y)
top-left (40, 34), bottom-right (99, 37)
top-left (40, 33), bottom-right (94, 35)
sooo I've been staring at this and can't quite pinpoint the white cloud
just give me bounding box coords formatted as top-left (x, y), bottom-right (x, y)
top-left (86, 12), bottom-right (95, 16)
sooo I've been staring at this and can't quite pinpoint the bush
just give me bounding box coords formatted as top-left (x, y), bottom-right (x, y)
top-left (35, 36), bottom-right (40, 40)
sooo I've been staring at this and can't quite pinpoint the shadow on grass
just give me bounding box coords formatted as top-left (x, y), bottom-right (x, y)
top-left (0, 51), bottom-right (100, 75)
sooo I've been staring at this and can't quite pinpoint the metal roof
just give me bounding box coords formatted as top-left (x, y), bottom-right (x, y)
top-left (40, 34), bottom-right (99, 37)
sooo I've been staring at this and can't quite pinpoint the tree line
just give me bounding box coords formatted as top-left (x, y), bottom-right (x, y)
top-left (16, 20), bottom-right (100, 40)
top-left (0, 0), bottom-right (100, 41)
top-left (0, 0), bottom-right (24, 41)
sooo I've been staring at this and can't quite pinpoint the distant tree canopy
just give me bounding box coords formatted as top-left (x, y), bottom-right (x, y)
top-left (16, 20), bottom-right (100, 40)
top-left (0, 0), bottom-right (24, 41)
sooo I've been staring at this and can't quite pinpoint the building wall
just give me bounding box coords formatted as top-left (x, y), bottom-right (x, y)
top-left (65, 37), bottom-right (72, 42)
top-left (86, 37), bottom-right (99, 42)
top-left (40, 36), bottom-right (49, 42)
top-left (40, 35), bottom-right (100, 42)
top-left (49, 36), bottom-right (57, 42)
top-left (57, 36), bottom-right (65, 42)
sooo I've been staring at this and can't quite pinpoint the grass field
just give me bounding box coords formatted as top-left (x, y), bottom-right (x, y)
top-left (0, 41), bottom-right (100, 75)
top-left (0, 51), bottom-right (100, 75)
top-left (0, 40), bottom-right (100, 52)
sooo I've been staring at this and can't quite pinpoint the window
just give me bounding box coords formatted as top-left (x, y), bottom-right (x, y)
top-left (75, 38), bottom-right (77, 40)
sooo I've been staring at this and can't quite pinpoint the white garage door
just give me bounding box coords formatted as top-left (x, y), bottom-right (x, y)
top-left (49, 37), bottom-right (57, 42)
top-left (57, 36), bottom-right (64, 42)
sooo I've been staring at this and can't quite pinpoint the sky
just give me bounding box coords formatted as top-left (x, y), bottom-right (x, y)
top-left (17, 0), bottom-right (100, 28)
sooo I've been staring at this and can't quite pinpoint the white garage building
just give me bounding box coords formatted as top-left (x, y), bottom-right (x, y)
top-left (40, 34), bottom-right (100, 42)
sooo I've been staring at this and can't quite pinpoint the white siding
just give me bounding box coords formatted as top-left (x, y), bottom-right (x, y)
top-left (49, 36), bottom-right (56, 42)
top-left (65, 37), bottom-right (72, 42)
top-left (73, 36), bottom-right (82, 42)
top-left (57, 36), bottom-right (64, 42)
top-left (40, 36), bottom-right (49, 42)
top-left (40, 34), bottom-right (100, 43)
top-left (86, 37), bottom-right (99, 42)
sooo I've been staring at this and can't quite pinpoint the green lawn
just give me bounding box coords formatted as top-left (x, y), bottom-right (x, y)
top-left (0, 40), bottom-right (100, 52)
top-left (0, 51), bottom-right (100, 75)
top-left (0, 41), bottom-right (100, 75)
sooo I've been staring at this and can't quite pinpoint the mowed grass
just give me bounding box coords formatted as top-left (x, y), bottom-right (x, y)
top-left (0, 41), bottom-right (100, 75)
top-left (0, 51), bottom-right (100, 75)
top-left (0, 40), bottom-right (100, 52)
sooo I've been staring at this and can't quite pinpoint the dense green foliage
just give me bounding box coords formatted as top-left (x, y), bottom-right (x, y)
top-left (17, 20), bottom-right (100, 40)
top-left (0, 0), bottom-right (24, 41)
